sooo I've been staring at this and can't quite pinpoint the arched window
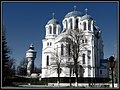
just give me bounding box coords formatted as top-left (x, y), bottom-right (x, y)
top-left (65, 20), bottom-right (68, 29)
top-left (85, 39), bottom-right (87, 43)
top-left (88, 21), bottom-right (91, 30)
top-left (82, 53), bottom-right (85, 64)
top-left (49, 26), bottom-right (52, 34)
top-left (83, 22), bottom-right (86, 30)
top-left (75, 19), bottom-right (78, 29)
top-left (53, 25), bottom-right (56, 34)
top-left (46, 55), bottom-right (49, 66)
top-left (82, 40), bottom-right (84, 43)
top-left (70, 19), bottom-right (73, 29)
top-left (61, 44), bottom-right (64, 55)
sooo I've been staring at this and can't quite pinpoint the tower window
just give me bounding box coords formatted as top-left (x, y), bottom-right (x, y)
top-left (82, 53), bottom-right (85, 64)
top-left (83, 22), bottom-right (86, 30)
top-left (88, 21), bottom-right (91, 30)
top-left (46, 55), bottom-right (49, 66)
top-left (75, 19), bottom-right (78, 29)
top-left (49, 26), bottom-right (52, 34)
top-left (53, 25), bottom-right (56, 34)
top-left (61, 44), bottom-right (64, 55)
top-left (65, 20), bottom-right (68, 29)
top-left (70, 19), bottom-right (73, 29)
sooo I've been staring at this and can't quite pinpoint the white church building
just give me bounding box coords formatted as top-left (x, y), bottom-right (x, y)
top-left (41, 7), bottom-right (109, 83)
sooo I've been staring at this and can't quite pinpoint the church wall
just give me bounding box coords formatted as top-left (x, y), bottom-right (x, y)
top-left (41, 9), bottom-right (109, 80)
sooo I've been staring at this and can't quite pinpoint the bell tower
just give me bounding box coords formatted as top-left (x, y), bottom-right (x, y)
top-left (45, 13), bottom-right (61, 39)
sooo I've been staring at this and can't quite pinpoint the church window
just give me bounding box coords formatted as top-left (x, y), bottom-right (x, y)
top-left (49, 26), bottom-right (52, 34)
top-left (70, 19), bottom-right (73, 29)
top-left (47, 42), bottom-right (49, 46)
top-left (85, 39), bottom-right (87, 43)
top-left (46, 55), bottom-right (49, 66)
top-left (83, 53), bottom-right (85, 64)
top-left (53, 25), bottom-right (56, 34)
top-left (61, 44), bottom-right (64, 55)
top-left (65, 20), bottom-right (68, 29)
top-left (88, 21), bottom-right (91, 30)
top-left (75, 19), bottom-right (78, 29)
top-left (83, 22), bottom-right (86, 30)
top-left (82, 40), bottom-right (84, 43)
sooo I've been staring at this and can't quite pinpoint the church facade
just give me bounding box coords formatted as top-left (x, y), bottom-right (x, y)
top-left (41, 7), bottom-right (109, 82)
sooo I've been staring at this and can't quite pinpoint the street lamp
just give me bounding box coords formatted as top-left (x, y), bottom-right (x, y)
top-left (108, 56), bottom-right (115, 88)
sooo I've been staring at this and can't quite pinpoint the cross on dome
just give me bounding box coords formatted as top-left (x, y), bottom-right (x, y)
top-left (52, 12), bottom-right (55, 19)
top-left (74, 6), bottom-right (76, 11)
top-left (85, 8), bottom-right (88, 15)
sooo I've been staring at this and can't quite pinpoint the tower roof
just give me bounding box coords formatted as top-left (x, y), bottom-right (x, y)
top-left (81, 14), bottom-right (93, 21)
top-left (27, 43), bottom-right (36, 53)
top-left (47, 13), bottom-right (59, 25)
top-left (65, 6), bottom-right (83, 18)
top-left (29, 43), bottom-right (34, 50)
top-left (47, 18), bottom-right (59, 25)
top-left (81, 8), bottom-right (93, 21)
top-left (65, 11), bottom-right (83, 18)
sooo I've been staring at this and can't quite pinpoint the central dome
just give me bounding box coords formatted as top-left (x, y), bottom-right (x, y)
top-left (47, 19), bottom-right (59, 25)
top-left (65, 11), bottom-right (83, 18)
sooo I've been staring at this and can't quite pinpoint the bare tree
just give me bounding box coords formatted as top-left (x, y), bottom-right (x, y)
top-left (17, 58), bottom-right (27, 76)
top-left (63, 28), bottom-right (87, 86)
top-left (50, 46), bottom-right (62, 86)
top-left (50, 28), bottom-right (87, 86)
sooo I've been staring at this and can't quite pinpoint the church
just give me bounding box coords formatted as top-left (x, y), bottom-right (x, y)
top-left (41, 7), bottom-right (109, 83)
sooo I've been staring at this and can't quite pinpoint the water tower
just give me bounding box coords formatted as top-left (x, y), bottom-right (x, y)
top-left (26, 43), bottom-right (37, 76)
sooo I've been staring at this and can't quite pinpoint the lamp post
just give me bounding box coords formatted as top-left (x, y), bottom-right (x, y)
top-left (108, 56), bottom-right (115, 88)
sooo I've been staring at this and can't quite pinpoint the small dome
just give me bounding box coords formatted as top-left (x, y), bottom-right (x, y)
top-left (65, 11), bottom-right (83, 18)
top-left (47, 19), bottom-right (59, 25)
top-left (81, 14), bottom-right (93, 21)
top-left (29, 43), bottom-right (34, 50)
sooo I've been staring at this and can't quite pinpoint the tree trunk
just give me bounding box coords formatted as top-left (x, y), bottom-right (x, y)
top-left (74, 60), bottom-right (78, 87)
top-left (57, 63), bottom-right (60, 87)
